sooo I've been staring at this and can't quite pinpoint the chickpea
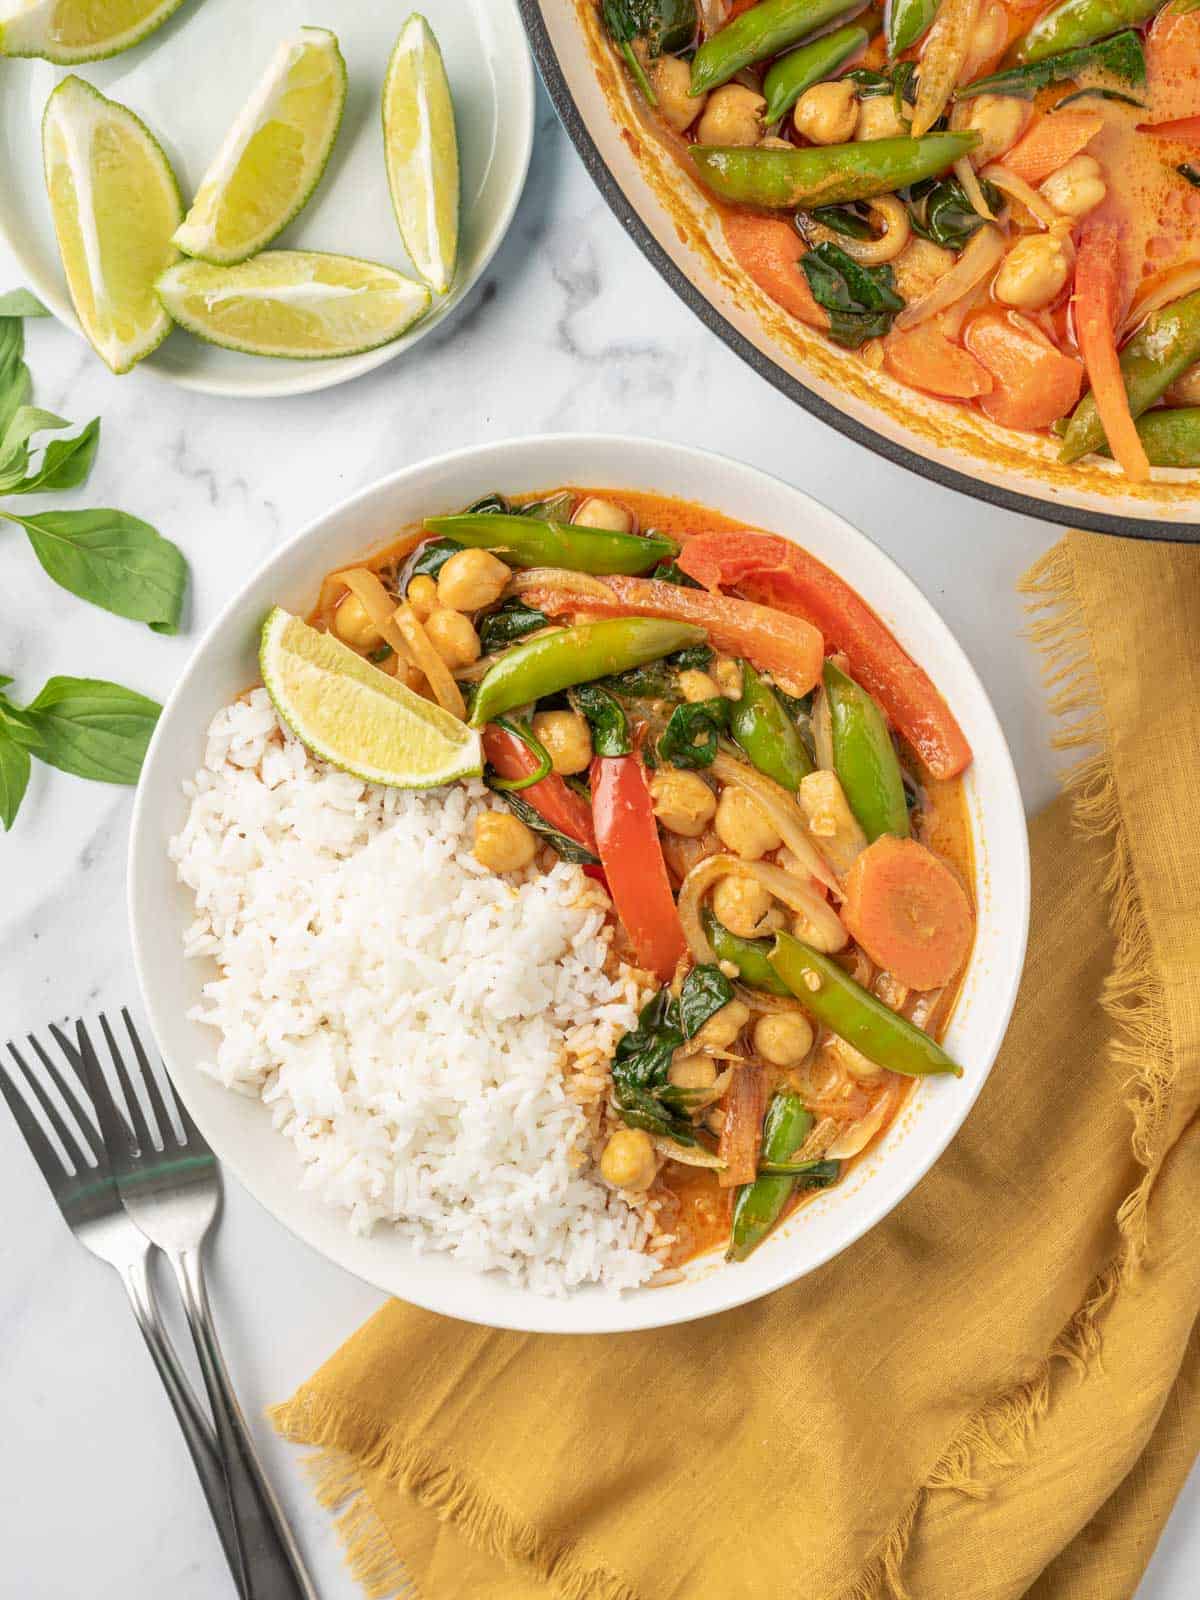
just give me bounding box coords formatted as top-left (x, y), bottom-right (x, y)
top-left (649, 768), bottom-right (716, 837)
top-left (600, 1127), bottom-right (657, 1190)
top-left (714, 788), bottom-right (782, 861)
top-left (531, 709), bottom-right (592, 775)
top-left (473, 810), bottom-right (537, 873)
top-left (697, 84), bottom-right (765, 148)
top-left (951, 93), bottom-right (1028, 165)
top-left (794, 81), bottom-right (858, 146)
top-left (692, 998), bottom-right (751, 1053)
top-left (333, 592), bottom-right (383, 650)
top-left (753, 1012), bottom-right (814, 1068)
top-left (678, 668), bottom-right (720, 703)
top-left (711, 874), bottom-right (778, 938)
top-left (714, 656), bottom-right (743, 698)
top-left (572, 496), bottom-right (633, 534)
top-left (423, 606), bottom-right (481, 669)
top-left (994, 234), bottom-right (1071, 311)
top-left (1040, 155), bottom-right (1106, 220)
top-left (856, 96), bottom-right (911, 142)
top-left (652, 54), bottom-right (704, 133)
top-left (668, 1054), bottom-right (718, 1093)
top-left (436, 547), bottom-right (509, 613)
top-left (406, 574), bottom-right (439, 621)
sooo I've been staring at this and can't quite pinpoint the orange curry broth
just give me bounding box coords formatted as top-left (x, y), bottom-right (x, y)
top-left (312, 489), bottom-right (975, 1268)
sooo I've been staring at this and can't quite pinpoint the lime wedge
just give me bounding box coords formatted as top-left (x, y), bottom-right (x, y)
top-left (174, 28), bottom-right (347, 266)
top-left (156, 251), bottom-right (430, 358)
top-left (382, 13), bottom-right (460, 296)
top-left (0, 0), bottom-right (188, 63)
top-left (260, 608), bottom-right (482, 788)
top-left (42, 76), bottom-right (182, 374)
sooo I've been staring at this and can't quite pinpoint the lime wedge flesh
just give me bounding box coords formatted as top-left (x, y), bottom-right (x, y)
top-left (0, 0), bottom-right (188, 63)
top-left (156, 251), bottom-right (430, 358)
top-left (260, 608), bottom-right (482, 788)
top-left (42, 75), bottom-right (181, 373)
top-left (383, 13), bottom-right (460, 296)
top-left (174, 27), bottom-right (347, 266)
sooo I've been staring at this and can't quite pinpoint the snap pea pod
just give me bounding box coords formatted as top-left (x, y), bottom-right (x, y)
top-left (702, 907), bottom-right (792, 995)
top-left (769, 931), bottom-right (963, 1076)
top-left (824, 660), bottom-right (909, 842)
top-left (690, 0), bottom-right (860, 95)
top-left (691, 132), bottom-right (978, 210)
top-left (1099, 408), bottom-right (1200, 468)
top-left (1010, 0), bottom-right (1165, 65)
top-left (1059, 290), bottom-right (1200, 464)
top-left (760, 1158), bottom-right (842, 1178)
top-left (730, 660), bottom-right (814, 790)
top-left (468, 618), bottom-right (704, 728)
top-left (762, 23), bottom-right (870, 123)
top-left (888, 0), bottom-right (941, 57)
top-left (728, 1092), bottom-right (816, 1261)
top-left (423, 514), bottom-right (677, 575)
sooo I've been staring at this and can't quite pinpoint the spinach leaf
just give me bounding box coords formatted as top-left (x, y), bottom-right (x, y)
top-left (0, 722), bottom-right (31, 831)
top-left (679, 963), bottom-right (734, 1039)
top-left (603, 0), bottom-right (695, 56)
top-left (959, 29), bottom-right (1145, 99)
top-left (465, 492), bottom-right (510, 515)
top-left (0, 290), bottom-right (49, 318)
top-left (800, 243), bottom-right (905, 348)
top-left (909, 176), bottom-right (1003, 250)
top-left (406, 536), bottom-right (463, 582)
top-left (657, 696), bottom-right (729, 768)
top-left (479, 599), bottom-right (549, 652)
top-left (610, 988), bottom-right (698, 1145)
top-left (650, 559), bottom-right (701, 587)
top-left (809, 204), bottom-right (878, 241)
top-left (6, 416), bottom-right (100, 496)
top-left (569, 682), bottom-right (631, 757)
top-left (3, 507), bottom-right (188, 633)
top-left (672, 643), bottom-right (714, 671)
top-left (488, 786), bottom-right (601, 865)
top-left (18, 677), bottom-right (160, 783)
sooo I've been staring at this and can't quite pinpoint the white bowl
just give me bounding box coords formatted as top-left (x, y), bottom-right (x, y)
top-left (128, 435), bottom-right (1030, 1334)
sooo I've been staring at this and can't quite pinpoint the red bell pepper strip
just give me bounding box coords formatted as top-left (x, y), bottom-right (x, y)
top-left (590, 754), bottom-right (687, 983)
top-left (519, 573), bottom-right (825, 694)
top-left (482, 725), bottom-right (598, 856)
top-left (1138, 116), bottom-right (1200, 143)
top-left (1071, 217), bottom-right (1150, 486)
top-left (676, 532), bottom-right (972, 781)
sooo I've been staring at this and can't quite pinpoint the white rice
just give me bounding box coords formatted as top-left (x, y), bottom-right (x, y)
top-left (169, 689), bottom-right (659, 1295)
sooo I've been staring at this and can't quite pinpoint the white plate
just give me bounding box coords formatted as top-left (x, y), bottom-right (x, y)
top-left (128, 434), bottom-right (1030, 1335)
top-left (0, 0), bottom-right (534, 397)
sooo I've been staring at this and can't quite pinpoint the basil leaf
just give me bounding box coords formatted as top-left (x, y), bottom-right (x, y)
top-left (909, 176), bottom-right (1003, 250)
top-left (521, 490), bottom-right (575, 522)
top-left (0, 405), bottom-right (68, 467)
top-left (657, 697), bottom-right (729, 769)
top-left (3, 507), bottom-right (188, 633)
top-left (651, 558), bottom-right (703, 587)
top-left (1052, 86), bottom-right (1146, 109)
top-left (611, 986), bottom-right (698, 1144)
top-left (809, 204), bottom-right (878, 241)
top-left (959, 29), bottom-right (1145, 99)
top-left (569, 682), bottom-right (631, 757)
top-left (464, 492), bottom-right (510, 515)
top-left (8, 417), bottom-right (100, 495)
top-left (0, 289), bottom-right (50, 318)
top-left (671, 643), bottom-right (713, 671)
top-left (800, 243), bottom-right (905, 348)
top-left (679, 962), bottom-right (735, 1039)
top-left (0, 319), bottom-right (31, 444)
top-left (19, 677), bottom-right (160, 783)
top-left (407, 536), bottom-right (462, 581)
top-left (488, 786), bottom-right (601, 864)
top-left (843, 67), bottom-right (892, 97)
top-left (0, 724), bottom-right (31, 830)
top-left (478, 599), bottom-right (549, 652)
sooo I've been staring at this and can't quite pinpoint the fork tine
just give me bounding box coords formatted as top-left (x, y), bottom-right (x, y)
top-left (0, 1048), bottom-right (70, 1187)
top-left (122, 1009), bottom-right (209, 1157)
top-left (76, 1020), bottom-right (139, 1164)
top-left (120, 1010), bottom-right (179, 1149)
top-left (98, 1011), bottom-right (157, 1151)
top-left (48, 1020), bottom-right (85, 1074)
top-left (25, 1033), bottom-right (103, 1164)
top-left (6, 1041), bottom-right (94, 1174)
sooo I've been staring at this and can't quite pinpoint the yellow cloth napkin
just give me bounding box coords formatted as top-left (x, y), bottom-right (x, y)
top-left (273, 531), bottom-right (1200, 1600)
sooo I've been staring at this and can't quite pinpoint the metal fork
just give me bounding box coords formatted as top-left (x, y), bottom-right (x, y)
top-left (0, 1025), bottom-right (245, 1592)
top-left (78, 1012), bottom-right (318, 1600)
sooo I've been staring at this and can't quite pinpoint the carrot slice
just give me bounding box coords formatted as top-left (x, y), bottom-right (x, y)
top-left (1071, 217), bottom-right (1150, 484)
top-left (1146, 12), bottom-right (1200, 127)
top-left (964, 310), bottom-right (1085, 431)
top-left (842, 835), bottom-right (972, 991)
top-left (718, 1062), bottom-right (768, 1189)
top-left (722, 214), bottom-right (829, 331)
top-left (521, 573), bottom-right (826, 695)
top-left (1138, 116), bottom-right (1200, 144)
top-left (675, 531), bottom-right (973, 781)
top-left (883, 322), bottom-right (994, 399)
top-left (1001, 110), bottom-right (1102, 186)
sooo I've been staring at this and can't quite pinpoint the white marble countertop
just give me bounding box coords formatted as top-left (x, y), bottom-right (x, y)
top-left (1, 80), bottom-right (1195, 1600)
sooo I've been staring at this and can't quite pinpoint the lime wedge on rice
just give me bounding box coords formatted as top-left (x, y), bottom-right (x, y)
top-left (260, 608), bottom-right (482, 788)
top-left (155, 251), bottom-right (430, 358)
top-left (0, 0), bottom-right (188, 63)
top-left (42, 76), bottom-right (182, 373)
top-left (173, 28), bottom-right (347, 266)
top-left (382, 13), bottom-right (460, 296)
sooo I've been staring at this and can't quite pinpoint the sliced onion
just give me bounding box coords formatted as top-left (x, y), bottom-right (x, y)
top-left (836, 197), bottom-right (911, 267)
top-left (737, 986), bottom-right (811, 1014)
top-left (1121, 258), bottom-right (1200, 340)
top-left (677, 853), bottom-right (847, 969)
top-left (392, 600), bottom-right (466, 720)
top-left (507, 567), bottom-right (614, 603)
top-left (894, 224), bottom-right (1005, 331)
top-left (330, 568), bottom-right (410, 659)
top-left (652, 1135), bottom-right (726, 1170)
top-left (697, 0), bottom-right (729, 30)
top-left (710, 752), bottom-right (841, 895)
top-left (908, 987), bottom-right (945, 1031)
top-left (953, 157), bottom-right (995, 222)
top-left (826, 1082), bottom-right (900, 1159)
top-left (811, 686), bottom-right (835, 773)
top-left (981, 163), bottom-right (1058, 230)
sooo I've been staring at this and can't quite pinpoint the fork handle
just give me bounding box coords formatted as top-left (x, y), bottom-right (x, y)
top-left (170, 1244), bottom-right (318, 1600)
top-left (120, 1255), bottom-right (247, 1595)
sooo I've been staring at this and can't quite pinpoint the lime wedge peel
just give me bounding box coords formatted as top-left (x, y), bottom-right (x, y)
top-left (383, 13), bottom-right (460, 296)
top-left (156, 251), bottom-right (430, 359)
top-left (42, 76), bottom-right (182, 374)
top-left (173, 27), bottom-right (347, 266)
top-left (260, 608), bottom-right (482, 790)
top-left (0, 0), bottom-right (189, 64)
